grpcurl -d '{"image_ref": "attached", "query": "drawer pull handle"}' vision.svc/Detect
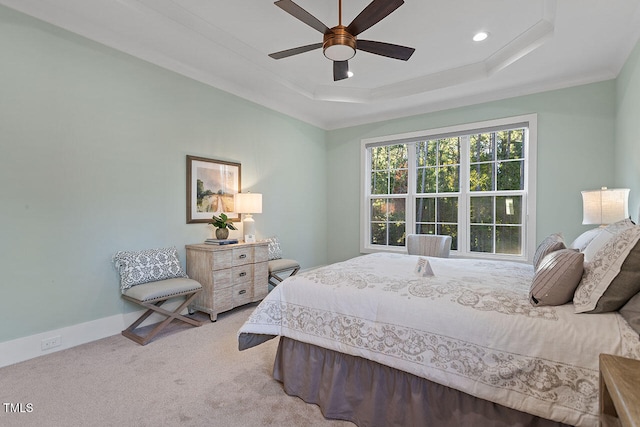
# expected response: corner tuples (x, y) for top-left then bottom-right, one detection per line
(238, 289), (247, 295)
(239, 254), (247, 259)
(239, 272), (247, 277)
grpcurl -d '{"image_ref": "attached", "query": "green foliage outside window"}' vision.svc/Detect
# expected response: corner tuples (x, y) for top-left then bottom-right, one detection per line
(415, 138), (460, 249)
(368, 127), (526, 255)
(470, 130), (524, 192)
(416, 138), (460, 194)
(370, 198), (406, 246)
(371, 145), (408, 195)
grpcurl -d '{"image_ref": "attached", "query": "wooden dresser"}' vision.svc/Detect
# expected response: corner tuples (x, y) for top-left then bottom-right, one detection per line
(185, 241), (268, 321)
(599, 353), (640, 427)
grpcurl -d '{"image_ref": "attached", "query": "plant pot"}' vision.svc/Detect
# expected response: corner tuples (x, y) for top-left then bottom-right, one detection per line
(215, 228), (229, 240)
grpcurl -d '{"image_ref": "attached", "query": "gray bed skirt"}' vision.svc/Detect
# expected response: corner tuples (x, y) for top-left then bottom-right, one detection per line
(273, 337), (572, 427)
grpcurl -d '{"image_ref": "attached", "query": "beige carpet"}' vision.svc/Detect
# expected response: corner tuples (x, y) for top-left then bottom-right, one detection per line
(0, 304), (354, 427)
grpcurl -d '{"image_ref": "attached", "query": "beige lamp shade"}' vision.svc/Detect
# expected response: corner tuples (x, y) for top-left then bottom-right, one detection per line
(235, 193), (262, 214)
(235, 193), (262, 242)
(581, 187), (629, 225)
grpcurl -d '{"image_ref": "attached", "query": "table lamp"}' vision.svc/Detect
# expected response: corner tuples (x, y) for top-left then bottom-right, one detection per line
(235, 193), (262, 242)
(581, 187), (630, 226)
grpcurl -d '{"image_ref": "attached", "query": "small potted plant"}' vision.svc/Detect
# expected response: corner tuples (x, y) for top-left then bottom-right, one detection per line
(209, 213), (237, 239)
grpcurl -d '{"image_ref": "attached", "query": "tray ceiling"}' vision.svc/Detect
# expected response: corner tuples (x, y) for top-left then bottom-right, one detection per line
(2, 0), (640, 129)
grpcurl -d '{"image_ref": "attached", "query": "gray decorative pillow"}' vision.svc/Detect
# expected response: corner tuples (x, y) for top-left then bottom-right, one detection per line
(266, 236), (283, 260)
(620, 292), (640, 336)
(530, 249), (584, 306)
(585, 238), (640, 313)
(574, 226), (640, 313)
(533, 233), (565, 269)
(113, 247), (187, 292)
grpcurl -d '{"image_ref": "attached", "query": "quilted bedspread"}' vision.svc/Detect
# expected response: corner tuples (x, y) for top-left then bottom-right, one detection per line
(238, 252), (640, 427)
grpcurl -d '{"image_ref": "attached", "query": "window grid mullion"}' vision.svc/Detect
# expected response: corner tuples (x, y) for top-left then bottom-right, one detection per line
(362, 115), (534, 261)
(459, 135), (470, 254)
(365, 148), (372, 247)
(407, 142), (416, 237)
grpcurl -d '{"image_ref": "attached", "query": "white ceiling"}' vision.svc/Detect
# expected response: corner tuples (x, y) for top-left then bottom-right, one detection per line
(3, 0), (640, 130)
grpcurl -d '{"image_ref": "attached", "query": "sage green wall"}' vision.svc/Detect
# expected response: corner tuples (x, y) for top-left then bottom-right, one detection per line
(326, 82), (617, 264)
(0, 6), (327, 342)
(0, 3), (632, 346)
(615, 39), (640, 218)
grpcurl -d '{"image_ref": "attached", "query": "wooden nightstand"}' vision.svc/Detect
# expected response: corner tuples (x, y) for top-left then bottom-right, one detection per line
(599, 354), (640, 427)
(185, 241), (268, 321)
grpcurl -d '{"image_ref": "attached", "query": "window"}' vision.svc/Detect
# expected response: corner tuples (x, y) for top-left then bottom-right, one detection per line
(360, 115), (537, 261)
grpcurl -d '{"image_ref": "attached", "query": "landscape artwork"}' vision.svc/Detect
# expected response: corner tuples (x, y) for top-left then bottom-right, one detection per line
(186, 155), (241, 223)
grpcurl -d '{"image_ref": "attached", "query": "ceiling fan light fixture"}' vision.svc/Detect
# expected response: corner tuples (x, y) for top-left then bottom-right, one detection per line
(324, 44), (356, 61)
(323, 25), (357, 61)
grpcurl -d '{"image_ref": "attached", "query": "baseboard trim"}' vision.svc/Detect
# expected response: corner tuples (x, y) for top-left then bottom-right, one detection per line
(0, 301), (188, 368)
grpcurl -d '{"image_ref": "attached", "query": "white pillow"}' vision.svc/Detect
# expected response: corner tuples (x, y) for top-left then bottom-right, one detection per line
(569, 228), (602, 252)
(574, 225), (640, 313)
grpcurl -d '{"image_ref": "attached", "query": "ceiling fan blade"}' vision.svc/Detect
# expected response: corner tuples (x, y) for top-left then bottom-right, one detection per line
(274, 0), (330, 34)
(333, 60), (349, 81)
(357, 40), (415, 61)
(346, 0), (404, 36)
(269, 43), (323, 59)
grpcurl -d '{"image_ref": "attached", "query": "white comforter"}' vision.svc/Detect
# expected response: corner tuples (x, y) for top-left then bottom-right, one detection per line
(238, 253), (640, 427)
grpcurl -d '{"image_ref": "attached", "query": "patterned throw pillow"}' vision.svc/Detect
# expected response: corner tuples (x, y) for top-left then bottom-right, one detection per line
(574, 226), (640, 313)
(584, 238), (640, 313)
(266, 237), (283, 260)
(529, 249), (584, 306)
(113, 247), (188, 292)
(532, 233), (565, 269)
(582, 218), (635, 262)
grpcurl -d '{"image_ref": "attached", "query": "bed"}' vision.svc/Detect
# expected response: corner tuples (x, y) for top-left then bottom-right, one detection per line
(238, 233), (640, 426)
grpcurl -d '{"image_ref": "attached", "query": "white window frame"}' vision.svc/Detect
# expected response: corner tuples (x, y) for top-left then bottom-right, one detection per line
(360, 114), (537, 262)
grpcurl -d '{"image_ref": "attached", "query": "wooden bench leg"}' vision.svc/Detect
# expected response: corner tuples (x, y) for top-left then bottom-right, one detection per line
(122, 291), (203, 345)
(269, 266), (301, 287)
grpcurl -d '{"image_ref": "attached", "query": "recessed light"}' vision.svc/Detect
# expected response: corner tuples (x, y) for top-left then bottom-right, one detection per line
(347, 71), (354, 78)
(473, 32), (488, 42)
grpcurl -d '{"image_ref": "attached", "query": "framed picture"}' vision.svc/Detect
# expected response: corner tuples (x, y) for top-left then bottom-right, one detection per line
(186, 155), (241, 224)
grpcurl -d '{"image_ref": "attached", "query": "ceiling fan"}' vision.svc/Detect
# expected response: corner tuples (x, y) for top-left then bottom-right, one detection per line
(269, 0), (415, 81)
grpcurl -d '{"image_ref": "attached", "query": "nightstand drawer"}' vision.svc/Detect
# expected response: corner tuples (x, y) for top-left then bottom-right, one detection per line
(232, 283), (253, 307)
(214, 283), (253, 313)
(232, 247), (254, 266)
(232, 265), (253, 285)
(212, 265), (253, 287)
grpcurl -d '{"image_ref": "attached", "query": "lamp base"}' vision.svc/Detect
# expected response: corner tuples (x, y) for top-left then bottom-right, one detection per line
(243, 214), (256, 243)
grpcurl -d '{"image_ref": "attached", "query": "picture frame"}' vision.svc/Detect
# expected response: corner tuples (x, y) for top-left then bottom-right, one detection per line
(186, 155), (241, 224)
